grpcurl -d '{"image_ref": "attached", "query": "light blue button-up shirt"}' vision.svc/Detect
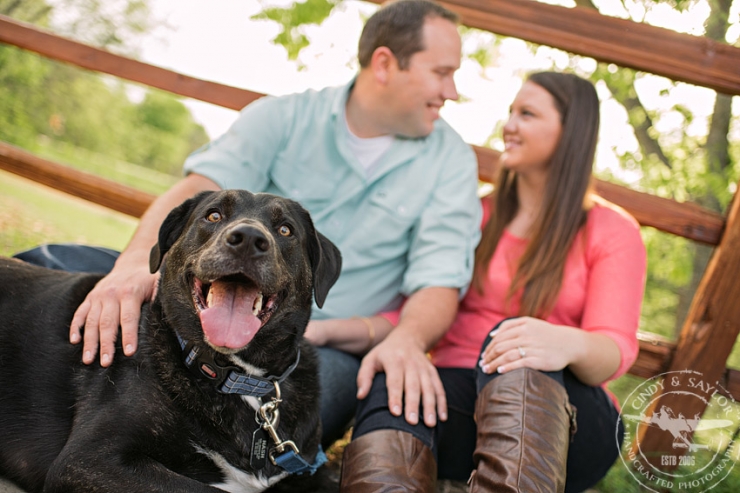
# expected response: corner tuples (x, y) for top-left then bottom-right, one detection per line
(183, 81), (481, 320)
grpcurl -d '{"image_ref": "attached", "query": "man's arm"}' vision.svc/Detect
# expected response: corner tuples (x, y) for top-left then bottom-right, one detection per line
(356, 286), (458, 427)
(70, 173), (220, 366)
(353, 136), (480, 426)
(305, 316), (394, 355)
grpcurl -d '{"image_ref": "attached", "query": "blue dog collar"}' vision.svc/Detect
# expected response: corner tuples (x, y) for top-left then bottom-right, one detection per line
(174, 332), (323, 476)
(174, 331), (299, 397)
(273, 446), (327, 475)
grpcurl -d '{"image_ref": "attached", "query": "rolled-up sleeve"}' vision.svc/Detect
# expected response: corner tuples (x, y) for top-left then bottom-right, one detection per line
(401, 139), (482, 298)
(581, 207), (647, 380)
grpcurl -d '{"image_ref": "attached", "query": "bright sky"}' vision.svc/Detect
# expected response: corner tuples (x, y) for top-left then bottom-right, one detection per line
(136, 0), (739, 178)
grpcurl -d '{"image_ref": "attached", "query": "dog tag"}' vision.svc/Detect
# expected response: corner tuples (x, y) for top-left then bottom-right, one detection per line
(250, 427), (269, 470)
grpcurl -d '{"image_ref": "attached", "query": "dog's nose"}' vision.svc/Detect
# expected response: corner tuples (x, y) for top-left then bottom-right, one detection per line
(225, 225), (270, 257)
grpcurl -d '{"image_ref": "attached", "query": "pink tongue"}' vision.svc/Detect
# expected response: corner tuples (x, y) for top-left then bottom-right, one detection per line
(200, 281), (261, 349)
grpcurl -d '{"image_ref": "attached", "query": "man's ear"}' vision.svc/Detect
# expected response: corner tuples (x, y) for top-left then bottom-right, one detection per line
(370, 46), (397, 85)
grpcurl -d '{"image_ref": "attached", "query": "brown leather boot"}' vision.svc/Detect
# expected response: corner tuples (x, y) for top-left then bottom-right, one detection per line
(468, 368), (576, 493)
(340, 429), (437, 492)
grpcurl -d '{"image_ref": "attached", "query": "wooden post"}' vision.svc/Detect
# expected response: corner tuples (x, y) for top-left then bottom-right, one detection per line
(635, 181), (740, 468)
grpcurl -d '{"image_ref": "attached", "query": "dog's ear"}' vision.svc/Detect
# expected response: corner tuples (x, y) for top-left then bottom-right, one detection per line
(149, 191), (213, 273)
(307, 230), (342, 309)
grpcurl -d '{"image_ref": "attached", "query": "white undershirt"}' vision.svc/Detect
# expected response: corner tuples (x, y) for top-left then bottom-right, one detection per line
(344, 112), (393, 177)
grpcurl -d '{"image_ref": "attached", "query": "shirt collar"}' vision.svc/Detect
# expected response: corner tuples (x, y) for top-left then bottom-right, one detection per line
(330, 78), (356, 119)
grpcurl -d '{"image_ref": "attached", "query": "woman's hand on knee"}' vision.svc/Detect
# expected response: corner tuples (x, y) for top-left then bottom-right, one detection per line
(478, 317), (576, 374)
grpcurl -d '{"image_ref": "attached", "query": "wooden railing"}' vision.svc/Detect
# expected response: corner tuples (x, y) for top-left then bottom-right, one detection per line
(2, 0), (740, 458)
(426, 0), (740, 95)
(0, 142), (156, 218)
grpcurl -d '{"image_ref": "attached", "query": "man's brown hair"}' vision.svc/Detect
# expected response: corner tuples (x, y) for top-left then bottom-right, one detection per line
(358, 0), (459, 70)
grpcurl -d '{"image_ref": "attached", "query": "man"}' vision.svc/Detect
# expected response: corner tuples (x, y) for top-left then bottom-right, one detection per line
(17, 0), (480, 456)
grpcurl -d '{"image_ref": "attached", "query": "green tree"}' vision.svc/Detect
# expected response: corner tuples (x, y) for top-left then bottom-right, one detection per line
(252, 0), (340, 61)
(0, 44), (51, 148)
(125, 90), (209, 175)
(0, 0), (208, 179)
(0, 0), (51, 25)
(1, 0), (156, 54)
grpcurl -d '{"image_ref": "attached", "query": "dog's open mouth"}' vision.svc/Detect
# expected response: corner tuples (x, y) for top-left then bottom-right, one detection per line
(192, 275), (279, 349)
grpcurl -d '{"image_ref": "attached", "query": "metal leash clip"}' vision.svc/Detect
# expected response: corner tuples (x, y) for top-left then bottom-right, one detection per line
(256, 381), (301, 465)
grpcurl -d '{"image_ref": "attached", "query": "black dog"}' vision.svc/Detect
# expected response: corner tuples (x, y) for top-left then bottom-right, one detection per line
(0, 190), (342, 493)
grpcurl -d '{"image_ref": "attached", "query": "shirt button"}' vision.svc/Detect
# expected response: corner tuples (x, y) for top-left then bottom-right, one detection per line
(398, 206), (407, 214)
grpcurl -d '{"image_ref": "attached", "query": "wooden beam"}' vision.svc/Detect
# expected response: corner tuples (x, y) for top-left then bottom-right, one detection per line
(637, 180), (740, 466)
(429, 0), (740, 96)
(0, 142), (154, 218)
(0, 15), (263, 111)
(593, 180), (724, 246)
(630, 333), (674, 380)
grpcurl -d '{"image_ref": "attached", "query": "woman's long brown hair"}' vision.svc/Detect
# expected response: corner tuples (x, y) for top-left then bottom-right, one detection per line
(473, 72), (600, 317)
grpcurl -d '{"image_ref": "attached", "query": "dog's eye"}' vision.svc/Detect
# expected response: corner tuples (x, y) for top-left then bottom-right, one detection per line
(278, 225), (292, 237)
(206, 212), (222, 223)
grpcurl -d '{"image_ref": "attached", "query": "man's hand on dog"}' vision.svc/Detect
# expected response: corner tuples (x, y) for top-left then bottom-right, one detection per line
(70, 258), (157, 367)
(70, 174), (220, 367)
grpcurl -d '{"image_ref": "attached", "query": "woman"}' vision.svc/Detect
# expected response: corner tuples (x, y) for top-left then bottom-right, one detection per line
(336, 72), (647, 492)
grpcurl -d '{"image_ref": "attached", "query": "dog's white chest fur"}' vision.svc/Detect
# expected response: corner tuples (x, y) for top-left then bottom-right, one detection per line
(197, 357), (279, 492)
(197, 446), (288, 492)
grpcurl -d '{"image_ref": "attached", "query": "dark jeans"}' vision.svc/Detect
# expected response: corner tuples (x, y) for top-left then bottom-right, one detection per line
(13, 244), (360, 450)
(353, 328), (624, 493)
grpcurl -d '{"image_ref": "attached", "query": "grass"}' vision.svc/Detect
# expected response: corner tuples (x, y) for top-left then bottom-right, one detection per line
(0, 169), (138, 256)
(0, 137), (177, 258)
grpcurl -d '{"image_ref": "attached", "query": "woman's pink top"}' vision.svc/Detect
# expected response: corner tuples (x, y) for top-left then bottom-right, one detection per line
(429, 198), (647, 381)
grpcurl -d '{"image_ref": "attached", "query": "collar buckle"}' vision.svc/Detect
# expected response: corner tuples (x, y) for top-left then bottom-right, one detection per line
(175, 331), (300, 397)
(182, 339), (240, 388)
